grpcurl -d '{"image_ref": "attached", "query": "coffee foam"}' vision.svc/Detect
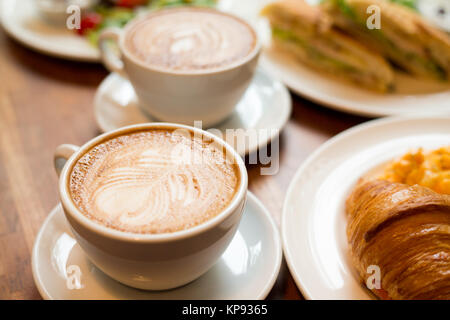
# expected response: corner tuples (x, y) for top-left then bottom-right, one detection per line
(70, 130), (240, 234)
(124, 9), (256, 72)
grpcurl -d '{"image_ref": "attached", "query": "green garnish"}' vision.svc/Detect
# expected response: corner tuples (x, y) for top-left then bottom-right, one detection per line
(272, 27), (358, 72)
(388, 0), (417, 10)
(335, 0), (357, 19)
(323, 0), (417, 15)
(84, 0), (217, 46)
(149, 0), (217, 9)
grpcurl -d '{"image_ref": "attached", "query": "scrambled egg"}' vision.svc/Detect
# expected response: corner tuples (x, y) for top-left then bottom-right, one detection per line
(380, 146), (450, 195)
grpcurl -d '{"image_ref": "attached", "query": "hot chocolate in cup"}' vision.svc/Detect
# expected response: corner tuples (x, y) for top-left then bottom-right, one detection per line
(98, 7), (260, 127)
(54, 123), (248, 290)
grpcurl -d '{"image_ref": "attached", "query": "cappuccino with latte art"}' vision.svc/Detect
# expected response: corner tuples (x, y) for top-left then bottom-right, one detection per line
(69, 129), (240, 234)
(124, 8), (257, 72)
(56, 123), (247, 290)
(98, 7), (260, 126)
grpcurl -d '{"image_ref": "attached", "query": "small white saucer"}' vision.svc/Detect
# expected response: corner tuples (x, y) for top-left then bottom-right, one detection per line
(94, 69), (291, 156)
(32, 192), (282, 300)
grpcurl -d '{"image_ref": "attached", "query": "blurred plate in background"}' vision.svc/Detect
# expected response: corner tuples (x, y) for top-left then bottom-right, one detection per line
(0, 0), (100, 61)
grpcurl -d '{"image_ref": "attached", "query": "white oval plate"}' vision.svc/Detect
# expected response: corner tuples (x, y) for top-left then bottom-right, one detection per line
(221, 0), (450, 117)
(0, 0), (100, 61)
(32, 192), (282, 300)
(282, 116), (450, 299)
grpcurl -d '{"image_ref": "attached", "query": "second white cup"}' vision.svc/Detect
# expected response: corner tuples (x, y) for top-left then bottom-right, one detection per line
(98, 8), (260, 127)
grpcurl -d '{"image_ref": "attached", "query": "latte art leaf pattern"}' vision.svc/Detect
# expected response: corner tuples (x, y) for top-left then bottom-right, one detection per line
(70, 130), (239, 234)
(125, 9), (256, 71)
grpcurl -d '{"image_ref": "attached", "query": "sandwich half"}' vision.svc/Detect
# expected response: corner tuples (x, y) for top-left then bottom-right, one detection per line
(261, 0), (394, 92)
(322, 0), (450, 80)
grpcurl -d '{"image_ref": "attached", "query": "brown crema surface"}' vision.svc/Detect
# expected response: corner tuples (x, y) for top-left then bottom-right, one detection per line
(124, 8), (256, 72)
(70, 129), (240, 234)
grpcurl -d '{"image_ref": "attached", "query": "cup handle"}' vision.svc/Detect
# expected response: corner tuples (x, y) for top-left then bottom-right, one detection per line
(54, 144), (79, 177)
(98, 27), (127, 78)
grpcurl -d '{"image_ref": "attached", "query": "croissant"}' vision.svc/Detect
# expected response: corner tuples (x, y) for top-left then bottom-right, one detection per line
(346, 179), (450, 300)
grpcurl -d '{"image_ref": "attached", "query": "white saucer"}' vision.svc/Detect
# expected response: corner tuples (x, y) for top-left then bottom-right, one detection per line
(94, 69), (291, 156)
(282, 115), (450, 299)
(0, 0), (99, 62)
(32, 192), (282, 300)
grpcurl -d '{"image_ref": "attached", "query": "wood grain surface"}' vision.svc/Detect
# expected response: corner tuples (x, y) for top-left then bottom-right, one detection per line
(0, 30), (367, 300)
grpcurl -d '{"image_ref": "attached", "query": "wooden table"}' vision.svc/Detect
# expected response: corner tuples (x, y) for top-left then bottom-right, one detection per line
(0, 30), (367, 300)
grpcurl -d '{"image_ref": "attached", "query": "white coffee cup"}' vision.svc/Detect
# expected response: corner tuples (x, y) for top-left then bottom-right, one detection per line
(54, 123), (248, 290)
(98, 8), (260, 127)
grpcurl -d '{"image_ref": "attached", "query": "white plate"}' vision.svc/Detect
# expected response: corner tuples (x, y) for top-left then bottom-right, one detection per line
(32, 192), (282, 300)
(221, 0), (450, 117)
(281, 116), (450, 299)
(0, 0), (99, 61)
(94, 69), (291, 156)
